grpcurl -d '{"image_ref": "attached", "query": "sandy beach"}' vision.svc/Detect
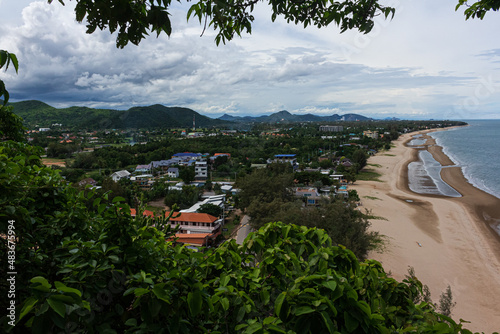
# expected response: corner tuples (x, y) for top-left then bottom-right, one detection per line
(355, 127), (500, 332)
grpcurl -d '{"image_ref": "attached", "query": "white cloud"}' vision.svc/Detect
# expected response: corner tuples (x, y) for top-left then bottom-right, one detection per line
(1, 0), (500, 119)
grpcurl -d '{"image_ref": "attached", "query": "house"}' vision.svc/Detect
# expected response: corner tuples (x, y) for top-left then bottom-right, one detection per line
(130, 174), (153, 190)
(167, 212), (222, 235)
(129, 210), (222, 246)
(336, 185), (349, 198)
(270, 154), (298, 170)
(78, 178), (97, 188)
(111, 170), (131, 182)
(135, 163), (152, 173)
(166, 167), (179, 178)
(294, 187), (321, 206)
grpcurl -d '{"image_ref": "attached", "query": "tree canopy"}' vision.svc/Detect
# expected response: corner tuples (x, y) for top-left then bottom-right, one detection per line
(456, 0), (500, 19)
(48, 0), (396, 47)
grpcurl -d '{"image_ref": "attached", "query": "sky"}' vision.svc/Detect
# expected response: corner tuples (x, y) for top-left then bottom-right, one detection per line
(1, 0), (500, 120)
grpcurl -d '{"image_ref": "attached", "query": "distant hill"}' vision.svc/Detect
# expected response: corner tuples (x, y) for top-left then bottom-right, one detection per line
(217, 110), (371, 123)
(9, 100), (372, 129)
(10, 101), (227, 129)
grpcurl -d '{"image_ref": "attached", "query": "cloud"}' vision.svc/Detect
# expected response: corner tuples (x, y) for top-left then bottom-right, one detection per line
(1, 0), (500, 119)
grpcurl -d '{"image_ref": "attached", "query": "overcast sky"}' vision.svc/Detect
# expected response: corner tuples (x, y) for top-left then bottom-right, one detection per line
(1, 0), (500, 119)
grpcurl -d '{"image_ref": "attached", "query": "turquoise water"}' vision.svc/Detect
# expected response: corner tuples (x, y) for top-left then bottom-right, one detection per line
(429, 120), (500, 200)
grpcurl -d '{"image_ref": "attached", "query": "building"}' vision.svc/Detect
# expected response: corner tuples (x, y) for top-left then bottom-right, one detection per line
(135, 163), (152, 173)
(130, 208), (223, 247)
(270, 154), (298, 170)
(363, 130), (379, 139)
(195, 160), (208, 180)
(130, 174), (153, 190)
(166, 167), (179, 178)
(319, 125), (343, 132)
(294, 187), (321, 206)
(111, 170), (131, 182)
(180, 194), (226, 213)
(78, 178), (97, 188)
(172, 152), (202, 160)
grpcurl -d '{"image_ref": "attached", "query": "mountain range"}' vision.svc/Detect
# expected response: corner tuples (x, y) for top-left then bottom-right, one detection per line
(10, 100), (372, 129)
(217, 110), (371, 123)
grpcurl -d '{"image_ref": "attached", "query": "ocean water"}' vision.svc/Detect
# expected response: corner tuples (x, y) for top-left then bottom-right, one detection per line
(429, 120), (500, 200)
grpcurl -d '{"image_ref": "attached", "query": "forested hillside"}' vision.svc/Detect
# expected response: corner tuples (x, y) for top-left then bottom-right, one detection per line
(9, 101), (227, 129)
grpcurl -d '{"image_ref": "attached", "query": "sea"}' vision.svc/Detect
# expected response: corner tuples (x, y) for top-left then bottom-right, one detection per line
(428, 120), (500, 200)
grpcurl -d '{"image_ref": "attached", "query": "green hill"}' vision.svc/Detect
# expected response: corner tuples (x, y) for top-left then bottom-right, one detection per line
(9, 100), (227, 129)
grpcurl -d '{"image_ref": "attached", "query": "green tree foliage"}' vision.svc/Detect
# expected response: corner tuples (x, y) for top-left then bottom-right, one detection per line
(237, 167), (294, 209)
(0, 140), (487, 333)
(273, 199), (382, 260)
(0, 106), (25, 142)
(439, 285), (457, 317)
(50, 0), (395, 48)
(456, 0), (500, 19)
(179, 165), (195, 184)
(163, 185), (200, 209)
(0, 50), (18, 105)
(352, 149), (368, 172)
(197, 203), (223, 217)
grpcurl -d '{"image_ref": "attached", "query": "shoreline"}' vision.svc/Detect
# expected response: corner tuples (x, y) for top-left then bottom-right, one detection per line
(355, 126), (500, 332)
(403, 129), (500, 259)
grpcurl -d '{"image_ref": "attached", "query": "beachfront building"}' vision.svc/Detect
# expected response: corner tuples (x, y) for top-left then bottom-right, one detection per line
(294, 187), (322, 206)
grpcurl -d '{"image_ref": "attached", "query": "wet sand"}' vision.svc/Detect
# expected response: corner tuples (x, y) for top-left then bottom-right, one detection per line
(355, 127), (500, 332)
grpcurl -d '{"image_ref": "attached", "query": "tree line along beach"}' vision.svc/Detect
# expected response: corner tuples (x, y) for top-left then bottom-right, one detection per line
(354, 122), (500, 332)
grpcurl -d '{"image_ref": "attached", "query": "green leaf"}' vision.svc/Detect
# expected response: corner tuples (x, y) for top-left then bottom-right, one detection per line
(295, 305), (315, 316)
(19, 297), (38, 321)
(274, 292), (287, 319)
(188, 290), (203, 316)
(31, 276), (52, 290)
(134, 288), (149, 297)
(54, 281), (82, 297)
(344, 311), (359, 332)
(322, 281), (337, 292)
(47, 297), (66, 318)
(220, 297), (230, 312)
(125, 318), (137, 326)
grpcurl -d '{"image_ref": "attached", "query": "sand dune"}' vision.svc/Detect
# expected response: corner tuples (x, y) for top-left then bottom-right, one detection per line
(356, 128), (500, 332)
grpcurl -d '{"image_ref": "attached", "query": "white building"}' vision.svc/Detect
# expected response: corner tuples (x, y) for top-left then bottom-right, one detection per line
(111, 170), (131, 182)
(195, 160), (208, 180)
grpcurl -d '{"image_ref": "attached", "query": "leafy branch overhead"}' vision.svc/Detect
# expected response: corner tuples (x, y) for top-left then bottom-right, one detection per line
(49, 0), (396, 48)
(456, 0), (500, 19)
(0, 50), (19, 105)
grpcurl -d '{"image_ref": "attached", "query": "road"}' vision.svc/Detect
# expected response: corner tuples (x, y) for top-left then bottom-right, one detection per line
(236, 215), (252, 245)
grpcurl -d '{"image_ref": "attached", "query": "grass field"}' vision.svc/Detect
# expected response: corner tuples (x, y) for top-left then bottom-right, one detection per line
(357, 169), (382, 182)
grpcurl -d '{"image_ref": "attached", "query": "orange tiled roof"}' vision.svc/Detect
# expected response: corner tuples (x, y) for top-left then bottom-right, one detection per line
(166, 212), (218, 223)
(129, 209), (217, 223)
(130, 208), (155, 217)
